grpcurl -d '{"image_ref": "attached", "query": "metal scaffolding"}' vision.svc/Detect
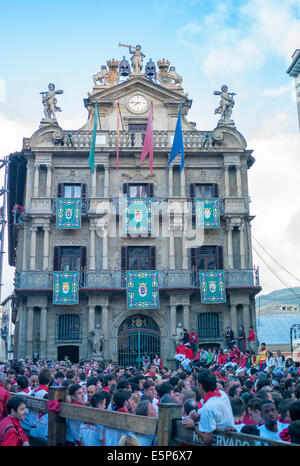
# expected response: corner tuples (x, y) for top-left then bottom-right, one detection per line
(0, 157), (9, 304)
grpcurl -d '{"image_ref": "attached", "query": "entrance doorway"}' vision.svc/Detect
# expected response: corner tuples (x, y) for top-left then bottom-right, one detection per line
(118, 315), (160, 368)
(57, 345), (79, 363)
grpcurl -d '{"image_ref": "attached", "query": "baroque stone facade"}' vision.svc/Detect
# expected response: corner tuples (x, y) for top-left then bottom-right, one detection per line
(7, 50), (261, 364)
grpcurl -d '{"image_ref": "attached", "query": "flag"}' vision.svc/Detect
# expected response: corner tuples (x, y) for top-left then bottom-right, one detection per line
(168, 101), (184, 172)
(89, 101), (98, 173)
(140, 101), (153, 173)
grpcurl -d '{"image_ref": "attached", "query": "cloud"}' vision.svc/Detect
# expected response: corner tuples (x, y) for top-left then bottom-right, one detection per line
(262, 85), (291, 97)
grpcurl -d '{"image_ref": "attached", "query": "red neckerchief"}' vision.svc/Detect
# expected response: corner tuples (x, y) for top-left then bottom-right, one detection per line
(71, 401), (84, 406)
(235, 420), (243, 425)
(279, 417), (290, 424)
(116, 408), (128, 413)
(20, 388), (30, 394)
(203, 388), (221, 404)
(197, 401), (202, 409)
(35, 385), (48, 393)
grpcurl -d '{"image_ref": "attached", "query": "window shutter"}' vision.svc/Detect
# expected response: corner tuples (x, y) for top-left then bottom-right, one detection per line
(123, 183), (128, 195)
(121, 246), (128, 271)
(80, 246), (87, 270)
(57, 183), (63, 198)
(216, 246), (224, 270)
(212, 183), (219, 198)
(191, 248), (196, 269)
(150, 246), (156, 270)
(53, 246), (61, 271)
(81, 184), (87, 199)
(190, 183), (196, 199)
(148, 183), (154, 198)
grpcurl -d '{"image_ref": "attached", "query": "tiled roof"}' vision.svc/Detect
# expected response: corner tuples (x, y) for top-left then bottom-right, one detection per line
(257, 315), (300, 345)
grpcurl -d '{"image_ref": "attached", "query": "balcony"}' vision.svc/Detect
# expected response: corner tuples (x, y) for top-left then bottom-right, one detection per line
(15, 268), (260, 292)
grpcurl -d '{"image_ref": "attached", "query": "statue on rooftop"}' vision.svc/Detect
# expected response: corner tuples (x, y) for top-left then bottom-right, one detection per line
(119, 43), (145, 74)
(214, 85), (236, 123)
(40, 83), (63, 123)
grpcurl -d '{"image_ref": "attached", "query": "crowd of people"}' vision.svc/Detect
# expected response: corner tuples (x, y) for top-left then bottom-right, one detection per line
(0, 335), (300, 447)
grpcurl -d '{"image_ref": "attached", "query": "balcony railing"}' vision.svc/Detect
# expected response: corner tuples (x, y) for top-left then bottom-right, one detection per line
(15, 268), (260, 291)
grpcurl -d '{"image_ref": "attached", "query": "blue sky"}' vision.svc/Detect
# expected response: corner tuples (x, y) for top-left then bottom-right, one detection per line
(0, 0), (300, 299)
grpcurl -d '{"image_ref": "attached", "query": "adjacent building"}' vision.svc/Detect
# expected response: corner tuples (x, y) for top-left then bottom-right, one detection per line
(7, 48), (261, 364)
(287, 49), (300, 131)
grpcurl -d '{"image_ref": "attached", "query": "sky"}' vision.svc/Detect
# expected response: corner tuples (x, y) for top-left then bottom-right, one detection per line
(0, 0), (300, 301)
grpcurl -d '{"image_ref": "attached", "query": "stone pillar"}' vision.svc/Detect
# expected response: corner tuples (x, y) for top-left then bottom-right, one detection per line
(33, 163), (40, 198)
(227, 224), (234, 269)
(104, 165), (109, 197)
(169, 227), (175, 269)
(89, 225), (96, 270)
(26, 307), (34, 358)
(182, 235), (188, 269)
(168, 165), (173, 198)
(239, 223), (246, 269)
(243, 304), (251, 349)
(40, 307), (47, 358)
(92, 167), (97, 197)
(43, 227), (50, 270)
(88, 306), (96, 333)
(183, 305), (190, 331)
(236, 164), (242, 197)
(46, 164), (52, 198)
(230, 304), (237, 339)
(224, 165), (230, 198)
(102, 304), (109, 359)
(22, 225), (28, 270)
(29, 227), (37, 270)
(25, 164), (35, 211)
(102, 226), (108, 269)
(180, 167), (185, 198)
(170, 305), (177, 355)
(247, 220), (253, 269)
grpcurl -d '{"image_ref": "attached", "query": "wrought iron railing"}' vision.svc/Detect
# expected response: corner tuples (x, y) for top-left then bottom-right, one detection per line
(15, 268), (260, 291)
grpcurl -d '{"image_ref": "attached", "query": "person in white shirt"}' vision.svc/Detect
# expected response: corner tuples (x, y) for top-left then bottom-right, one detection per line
(79, 392), (106, 446)
(258, 400), (289, 441)
(195, 369), (235, 444)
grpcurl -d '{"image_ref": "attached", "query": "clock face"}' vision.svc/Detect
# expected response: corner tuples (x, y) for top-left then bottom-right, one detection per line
(128, 95), (148, 113)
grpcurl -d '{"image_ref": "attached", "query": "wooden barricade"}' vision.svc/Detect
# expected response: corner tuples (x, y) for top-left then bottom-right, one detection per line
(11, 391), (297, 447)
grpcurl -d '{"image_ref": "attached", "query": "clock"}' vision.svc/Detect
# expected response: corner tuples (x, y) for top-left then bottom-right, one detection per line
(128, 94), (148, 113)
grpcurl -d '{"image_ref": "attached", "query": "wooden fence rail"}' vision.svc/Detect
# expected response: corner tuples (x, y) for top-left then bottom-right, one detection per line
(11, 388), (296, 447)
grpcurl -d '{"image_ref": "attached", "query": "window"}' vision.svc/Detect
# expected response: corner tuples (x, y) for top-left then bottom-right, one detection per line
(56, 314), (81, 342)
(197, 313), (220, 340)
(53, 246), (87, 271)
(57, 183), (87, 199)
(190, 183), (219, 199)
(123, 183), (154, 198)
(191, 246), (223, 270)
(128, 124), (147, 131)
(121, 246), (156, 271)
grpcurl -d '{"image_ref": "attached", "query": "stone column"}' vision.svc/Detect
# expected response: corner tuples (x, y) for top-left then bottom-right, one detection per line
(227, 224), (234, 269)
(183, 305), (190, 331)
(182, 235), (188, 269)
(102, 225), (108, 269)
(29, 227), (37, 270)
(168, 165), (174, 198)
(224, 165), (230, 198)
(239, 223), (246, 269)
(169, 227), (175, 269)
(40, 307), (48, 358)
(102, 304), (109, 359)
(26, 307), (34, 358)
(170, 305), (177, 355)
(92, 167), (97, 197)
(180, 167), (185, 198)
(243, 304), (251, 349)
(22, 225), (28, 270)
(46, 164), (52, 198)
(88, 306), (96, 333)
(89, 225), (96, 270)
(236, 164), (242, 197)
(247, 220), (253, 269)
(43, 227), (50, 270)
(230, 304), (237, 339)
(33, 163), (40, 198)
(25, 164), (35, 211)
(104, 165), (110, 197)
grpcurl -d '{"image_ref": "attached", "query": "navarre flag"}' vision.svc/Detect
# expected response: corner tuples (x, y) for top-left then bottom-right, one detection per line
(168, 101), (184, 172)
(89, 101), (99, 173)
(140, 101), (153, 173)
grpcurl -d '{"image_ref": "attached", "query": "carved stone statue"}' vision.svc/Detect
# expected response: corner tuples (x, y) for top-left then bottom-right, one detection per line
(169, 66), (183, 86)
(119, 43), (145, 74)
(88, 324), (104, 355)
(40, 83), (63, 122)
(93, 65), (109, 87)
(214, 85), (236, 123)
(172, 322), (184, 349)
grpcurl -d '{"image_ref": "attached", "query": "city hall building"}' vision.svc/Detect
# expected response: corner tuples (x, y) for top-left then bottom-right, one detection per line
(7, 48), (261, 365)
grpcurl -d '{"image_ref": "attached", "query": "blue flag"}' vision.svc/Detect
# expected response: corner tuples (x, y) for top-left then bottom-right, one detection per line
(168, 102), (184, 172)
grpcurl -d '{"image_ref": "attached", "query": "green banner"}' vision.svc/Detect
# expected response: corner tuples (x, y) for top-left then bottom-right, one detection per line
(200, 271), (226, 304)
(127, 271), (159, 310)
(123, 198), (153, 234)
(57, 198), (81, 229)
(195, 198), (220, 228)
(53, 272), (79, 305)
